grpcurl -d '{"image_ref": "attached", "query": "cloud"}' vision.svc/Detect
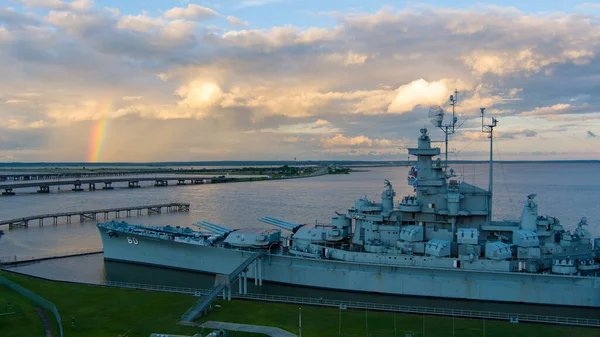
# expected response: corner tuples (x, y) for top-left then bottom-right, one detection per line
(498, 129), (537, 139)
(2, 4), (600, 161)
(462, 49), (594, 76)
(326, 51), (369, 66)
(257, 120), (340, 134)
(116, 15), (165, 32)
(164, 4), (219, 21)
(227, 16), (248, 28)
(20, 0), (94, 11)
(176, 81), (224, 111)
(519, 103), (594, 117)
(576, 3), (600, 10)
(321, 135), (396, 148)
(236, 0), (285, 9)
(387, 79), (452, 113)
(122, 96), (143, 101)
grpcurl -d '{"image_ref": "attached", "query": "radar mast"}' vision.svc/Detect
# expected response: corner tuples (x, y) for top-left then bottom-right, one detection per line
(428, 89), (459, 174)
(480, 107), (498, 225)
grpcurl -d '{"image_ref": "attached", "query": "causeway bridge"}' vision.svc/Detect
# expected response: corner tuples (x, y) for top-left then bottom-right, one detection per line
(0, 202), (190, 229)
(0, 176), (231, 195)
(0, 171), (165, 182)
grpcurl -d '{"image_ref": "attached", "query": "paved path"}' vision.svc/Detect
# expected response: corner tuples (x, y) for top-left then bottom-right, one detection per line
(182, 321), (297, 337)
(34, 307), (53, 337)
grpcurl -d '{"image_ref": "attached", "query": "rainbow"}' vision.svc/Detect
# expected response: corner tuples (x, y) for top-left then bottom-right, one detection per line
(87, 100), (114, 163)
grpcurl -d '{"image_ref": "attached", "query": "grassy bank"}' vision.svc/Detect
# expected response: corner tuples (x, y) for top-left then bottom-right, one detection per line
(199, 299), (598, 337)
(0, 271), (264, 337)
(0, 284), (46, 337)
(1, 270), (596, 337)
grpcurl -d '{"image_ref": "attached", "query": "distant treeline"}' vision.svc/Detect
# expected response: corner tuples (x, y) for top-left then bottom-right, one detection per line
(1, 160), (599, 168)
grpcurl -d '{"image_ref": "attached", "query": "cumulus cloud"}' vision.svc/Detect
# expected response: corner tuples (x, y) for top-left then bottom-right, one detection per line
(164, 4), (219, 21)
(116, 15), (165, 32)
(519, 103), (594, 117)
(462, 49), (594, 76)
(326, 51), (369, 66)
(387, 79), (452, 113)
(321, 135), (397, 148)
(2, 4), (600, 161)
(122, 96), (143, 101)
(20, 0), (94, 11)
(227, 16), (248, 28)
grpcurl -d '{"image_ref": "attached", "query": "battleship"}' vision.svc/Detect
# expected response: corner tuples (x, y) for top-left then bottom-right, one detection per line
(97, 94), (600, 308)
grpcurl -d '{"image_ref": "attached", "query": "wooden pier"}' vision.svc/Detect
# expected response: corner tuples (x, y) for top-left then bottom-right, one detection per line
(1, 202), (190, 229)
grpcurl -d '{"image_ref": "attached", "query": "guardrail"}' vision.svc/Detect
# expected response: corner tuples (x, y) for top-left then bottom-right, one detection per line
(104, 281), (210, 296)
(0, 275), (64, 337)
(234, 293), (600, 327)
(100, 280), (600, 328)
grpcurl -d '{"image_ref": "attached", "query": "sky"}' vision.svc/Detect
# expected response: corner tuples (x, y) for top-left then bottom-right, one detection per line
(0, 0), (600, 162)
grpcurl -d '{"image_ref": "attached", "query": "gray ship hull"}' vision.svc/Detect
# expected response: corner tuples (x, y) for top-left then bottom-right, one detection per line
(99, 227), (600, 307)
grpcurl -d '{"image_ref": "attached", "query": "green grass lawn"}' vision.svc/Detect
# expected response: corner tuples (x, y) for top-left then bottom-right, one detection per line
(0, 284), (47, 337)
(1, 270), (598, 337)
(198, 299), (600, 337)
(0, 271), (264, 337)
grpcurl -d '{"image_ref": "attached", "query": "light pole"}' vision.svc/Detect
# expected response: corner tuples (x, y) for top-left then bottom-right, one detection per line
(483, 318), (485, 337)
(298, 307), (302, 337)
(338, 304), (341, 335)
(453, 314), (455, 337)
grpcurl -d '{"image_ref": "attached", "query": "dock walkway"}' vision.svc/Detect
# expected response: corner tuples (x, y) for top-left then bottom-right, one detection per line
(180, 253), (263, 322)
(1, 202), (190, 229)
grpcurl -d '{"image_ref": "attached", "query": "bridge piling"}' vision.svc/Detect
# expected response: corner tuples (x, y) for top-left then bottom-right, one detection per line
(88, 183), (96, 191)
(72, 183), (84, 192)
(154, 180), (168, 187)
(128, 181), (140, 188)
